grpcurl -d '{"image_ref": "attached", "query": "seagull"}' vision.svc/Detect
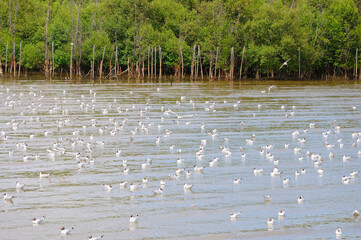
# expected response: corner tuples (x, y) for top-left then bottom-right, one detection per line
(142, 177), (148, 184)
(234, 178), (242, 184)
(16, 181), (25, 190)
(353, 210), (360, 218)
(278, 58), (291, 70)
(342, 155), (351, 162)
(160, 179), (166, 186)
(3, 193), (14, 204)
(88, 235), (104, 240)
(193, 165), (205, 172)
(39, 172), (50, 179)
(183, 183), (193, 190)
(267, 218), (274, 228)
(278, 210), (285, 218)
(129, 214), (139, 223)
(253, 168), (264, 175)
(298, 196), (304, 204)
(153, 188), (163, 195)
(283, 178), (290, 185)
(350, 171), (359, 178)
(103, 184), (112, 192)
(129, 183), (140, 192)
(335, 227), (342, 237)
(229, 211), (242, 220)
(61, 227), (74, 236)
(342, 176), (351, 184)
(32, 216), (45, 225)
(120, 181), (128, 188)
(264, 194), (271, 202)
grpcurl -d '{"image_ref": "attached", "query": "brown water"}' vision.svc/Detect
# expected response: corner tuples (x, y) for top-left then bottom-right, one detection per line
(0, 78), (361, 239)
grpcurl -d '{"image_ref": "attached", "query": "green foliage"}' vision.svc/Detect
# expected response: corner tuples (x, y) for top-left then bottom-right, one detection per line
(0, 0), (360, 78)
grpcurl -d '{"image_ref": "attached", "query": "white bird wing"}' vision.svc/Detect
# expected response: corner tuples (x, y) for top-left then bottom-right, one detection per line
(278, 58), (291, 70)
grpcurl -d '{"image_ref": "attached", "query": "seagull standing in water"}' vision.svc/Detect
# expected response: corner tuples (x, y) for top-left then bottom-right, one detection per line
(267, 218), (274, 229)
(335, 227), (342, 238)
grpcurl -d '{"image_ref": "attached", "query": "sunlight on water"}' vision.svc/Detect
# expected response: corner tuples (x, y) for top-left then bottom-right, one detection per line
(0, 79), (360, 239)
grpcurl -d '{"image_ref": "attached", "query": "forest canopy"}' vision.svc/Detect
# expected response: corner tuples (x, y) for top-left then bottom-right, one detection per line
(0, 0), (360, 80)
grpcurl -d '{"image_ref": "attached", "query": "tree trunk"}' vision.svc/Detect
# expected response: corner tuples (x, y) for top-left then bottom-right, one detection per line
(214, 47), (219, 80)
(356, 48), (358, 80)
(5, 42), (8, 74)
(11, 0), (18, 77)
(239, 46), (245, 79)
(74, 0), (82, 78)
(298, 48), (301, 79)
(92, 44), (95, 80)
(142, 54), (145, 78)
(109, 46), (114, 78)
(181, 46), (184, 79)
(44, 0), (50, 79)
(151, 47), (153, 78)
(208, 51), (212, 80)
(191, 45), (196, 79)
(18, 42), (21, 77)
(159, 47), (162, 80)
(230, 47), (234, 80)
(127, 57), (130, 79)
(52, 42), (55, 77)
(154, 47), (157, 78)
(115, 44), (118, 77)
(195, 45), (199, 79)
(198, 46), (203, 79)
(70, 44), (73, 80)
(12, 42), (16, 76)
(99, 45), (106, 81)
(148, 47), (150, 78)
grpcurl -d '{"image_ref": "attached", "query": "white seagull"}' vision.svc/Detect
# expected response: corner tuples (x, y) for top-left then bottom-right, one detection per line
(278, 58), (291, 70)
(229, 211), (242, 220)
(184, 183), (193, 191)
(129, 214), (139, 223)
(3, 193), (14, 204)
(16, 181), (25, 190)
(278, 210), (285, 218)
(32, 216), (45, 225)
(88, 235), (104, 240)
(61, 227), (74, 236)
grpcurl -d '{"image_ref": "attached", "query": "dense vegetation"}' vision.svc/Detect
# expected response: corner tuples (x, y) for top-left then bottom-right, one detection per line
(0, 0), (361, 80)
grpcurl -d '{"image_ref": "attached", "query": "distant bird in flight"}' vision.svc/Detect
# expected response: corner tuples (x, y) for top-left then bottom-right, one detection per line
(279, 58), (291, 70)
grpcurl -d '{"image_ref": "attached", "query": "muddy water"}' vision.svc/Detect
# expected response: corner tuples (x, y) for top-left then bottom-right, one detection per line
(0, 79), (360, 239)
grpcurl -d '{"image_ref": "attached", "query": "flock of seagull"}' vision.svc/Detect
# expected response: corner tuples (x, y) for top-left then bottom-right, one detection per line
(1, 83), (360, 239)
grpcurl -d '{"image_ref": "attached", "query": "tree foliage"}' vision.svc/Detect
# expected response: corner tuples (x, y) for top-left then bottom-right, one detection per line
(0, 0), (360, 79)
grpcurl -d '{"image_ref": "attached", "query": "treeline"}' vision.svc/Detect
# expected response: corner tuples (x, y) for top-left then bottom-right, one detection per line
(0, 0), (361, 80)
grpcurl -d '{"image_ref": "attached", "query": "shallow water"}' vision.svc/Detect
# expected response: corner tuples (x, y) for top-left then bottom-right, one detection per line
(0, 79), (361, 239)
